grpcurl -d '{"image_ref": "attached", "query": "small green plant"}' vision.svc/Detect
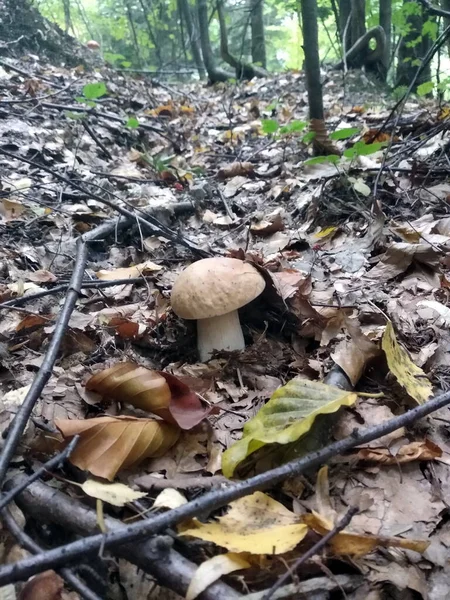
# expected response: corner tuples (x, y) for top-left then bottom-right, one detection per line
(75, 82), (108, 108)
(416, 81), (434, 97)
(125, 116), (140, 129)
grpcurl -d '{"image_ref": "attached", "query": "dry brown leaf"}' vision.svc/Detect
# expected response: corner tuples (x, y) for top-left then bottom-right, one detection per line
(331, 319), (380, 385)
(86, 362), (212, 429)
(55, 415), (180, 480)
(18, 570), (64, 600)
(217, 162), (254, 180)
(353, 439), (442, 464)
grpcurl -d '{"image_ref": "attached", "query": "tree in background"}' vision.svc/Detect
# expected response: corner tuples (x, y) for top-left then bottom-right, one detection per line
(250, 0), (266, 67)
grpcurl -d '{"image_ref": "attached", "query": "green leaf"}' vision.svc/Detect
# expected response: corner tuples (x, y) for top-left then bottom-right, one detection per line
(330, 127), (360, 141)
(349, 141), (384, 157)
(75, 96), (86, 103)
(83, 82), (107, 100)
(302, 131), (316, 144)
(417, 81), (434, 97)
(121, 61), (132, 68)
(126, 116), (139, 129)
(221, 379), (357, 477)
(289, 120), (307, 132)
(261, 119), (279, 134)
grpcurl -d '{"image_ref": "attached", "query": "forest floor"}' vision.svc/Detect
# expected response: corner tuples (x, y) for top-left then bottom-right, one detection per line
(1, 55), (450, 600)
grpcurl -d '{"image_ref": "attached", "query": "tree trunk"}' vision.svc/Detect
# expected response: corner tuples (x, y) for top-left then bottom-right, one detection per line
(178, 0), (206, 79)
(196, 0), (233, 82)
(250, 0), (266, 68)
(379, 0), (391, 69)
(339, 0), (352, 51)
(138, 0), (163, 67)
(300, 0), (323, 122)
(396, 0), (432, 90)
(217, 0), (267, 79)
(350, 0), (365, 46)
(124, 0), (143, 67)
(441, 0), (450, 56)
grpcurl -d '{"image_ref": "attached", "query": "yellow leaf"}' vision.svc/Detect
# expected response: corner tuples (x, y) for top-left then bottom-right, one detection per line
(81, 480), (147, 506)
(186, 553), (250, 600)
(382, 321), (432, 404)
(180, 491), (308, 554)
(222, 379), (357, 477)
(303, 511), (429, 556)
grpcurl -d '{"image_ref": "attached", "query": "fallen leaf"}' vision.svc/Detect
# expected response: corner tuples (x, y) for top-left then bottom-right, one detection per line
(96, 260), (162, 280)
(217, 162), (254, 180)
(303, 511), (429, 556)
(221, 379), (357, 478)
(186, 553), (250, 600)
(18, 570), (63, 600)
(86, 362), (212, 430)
(81, 479), (147, 506)
(352, 439), (442, 464)
(56, 416), (180, 480)
(153, 488), (188, 509)
(417, 300), (450, 327)
(382, 321), (432, 404)
(180, 491), (308, 554)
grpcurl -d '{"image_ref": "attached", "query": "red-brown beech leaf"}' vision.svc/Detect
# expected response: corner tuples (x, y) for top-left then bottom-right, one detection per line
(86, 362), (212, 430)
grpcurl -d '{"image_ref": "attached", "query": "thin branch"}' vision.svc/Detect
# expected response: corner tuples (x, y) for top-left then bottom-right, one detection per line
(416, 0), (450, 18)
(1, 509), (102, 600)
(0, 240), (88, 485)
(262, 506), (358, 600)
(0, 436), (78, 513)
(0, 147), (210, 258)
(2, 384), (450, 584)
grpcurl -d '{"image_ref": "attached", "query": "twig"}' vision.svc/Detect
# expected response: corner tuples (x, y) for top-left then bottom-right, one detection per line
(216, 185), (236, 221)
(81, 119), (113, 160)
(1, 509), (102, 600)
(0, 437), (78, 513)
(262, 506), (358, 600)
(0, 147), (210, 257)
(7, 477), (242, 600)
(2, 384), (450, 584)
(0, 240), (88, 486)
(0, 277), (155, 309)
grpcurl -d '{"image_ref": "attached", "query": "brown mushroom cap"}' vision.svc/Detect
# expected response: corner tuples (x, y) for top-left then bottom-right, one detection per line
(86, 40), (100, 49)
(171, 257), (265, 320)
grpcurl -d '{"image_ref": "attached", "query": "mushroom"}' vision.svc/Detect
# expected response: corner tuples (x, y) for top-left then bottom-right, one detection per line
(86, 40), (100, 50)
(171, 257), (266, 362)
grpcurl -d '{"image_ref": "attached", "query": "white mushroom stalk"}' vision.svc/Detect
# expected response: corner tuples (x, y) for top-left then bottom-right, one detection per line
(196, 310), (245, 362)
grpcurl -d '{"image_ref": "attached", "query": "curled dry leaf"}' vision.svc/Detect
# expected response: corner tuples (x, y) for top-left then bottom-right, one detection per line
(352, 439), (442, 464)
(217, 161), (254, 180)
(303, 511), (429, 557)
(55, 416), (180, 480)
(86, 362), (213, 430)
(18, 570), (63, 600)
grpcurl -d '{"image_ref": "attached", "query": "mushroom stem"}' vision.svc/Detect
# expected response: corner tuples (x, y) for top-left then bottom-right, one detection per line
(196, 310), (245, 361)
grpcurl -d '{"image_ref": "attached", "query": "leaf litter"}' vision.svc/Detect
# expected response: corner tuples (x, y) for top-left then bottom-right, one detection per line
(1, 57), (450, 599)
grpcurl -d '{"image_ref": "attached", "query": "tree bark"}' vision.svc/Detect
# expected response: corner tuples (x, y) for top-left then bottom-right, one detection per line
(350, 0), (365, 46)
(217, 0), (267, 79)
(396, 0), (432, 90)
(196, 0), (233, 82)
(339, 0), (352, 51)
(379, 0), (392, 69)
(441, 0), (450, 56)
(300, 0), (324, 122)
(250, 0), (266, 68)
(178, 0), (206, 79)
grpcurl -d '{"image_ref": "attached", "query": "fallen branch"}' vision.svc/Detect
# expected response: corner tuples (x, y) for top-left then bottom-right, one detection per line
(1, 509), (102, 600)
(7, 477), (242, 599)
(2, 384), (450, 584)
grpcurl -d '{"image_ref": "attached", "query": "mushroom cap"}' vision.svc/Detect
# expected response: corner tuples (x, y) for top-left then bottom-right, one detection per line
(86, 40), (100, 49)
(171, 257), (266, 320)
